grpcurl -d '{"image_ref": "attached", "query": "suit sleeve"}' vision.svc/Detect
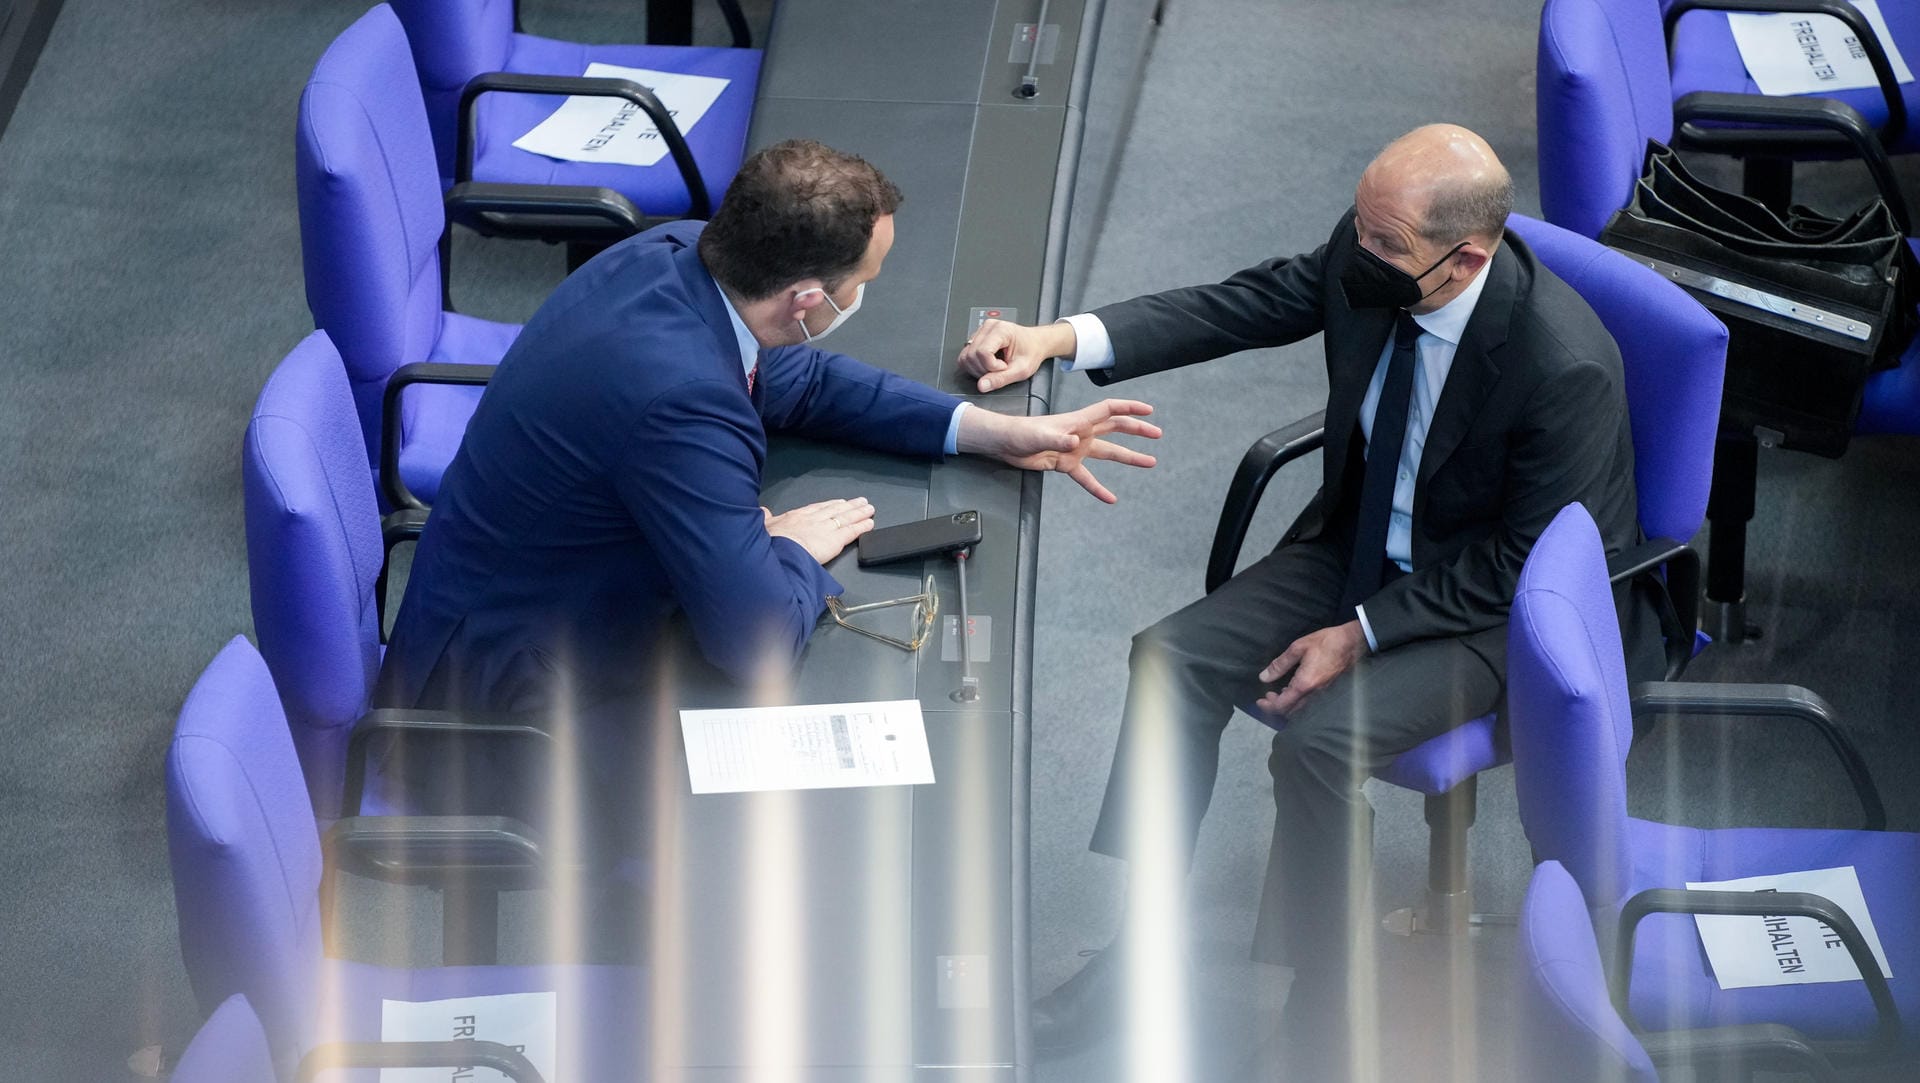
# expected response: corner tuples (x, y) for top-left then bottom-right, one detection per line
(756, 344), (961, 456)
(1360, 357), (1626, 650)
(616, 378), (841, 684)
(1085, 221), (1344, 386)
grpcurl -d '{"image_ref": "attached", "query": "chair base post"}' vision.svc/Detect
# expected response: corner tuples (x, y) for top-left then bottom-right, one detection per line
(1707, 431), (1763, 644)
(1383, 779), (1477, 937)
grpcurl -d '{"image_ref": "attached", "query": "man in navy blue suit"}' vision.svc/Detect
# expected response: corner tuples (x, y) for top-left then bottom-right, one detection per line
(376, 140), (1159, 718)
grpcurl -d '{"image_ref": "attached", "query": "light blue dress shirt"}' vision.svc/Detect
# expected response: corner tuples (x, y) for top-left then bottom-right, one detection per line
(1060, 260), (1492, 651)
(717, 277), (970, 454)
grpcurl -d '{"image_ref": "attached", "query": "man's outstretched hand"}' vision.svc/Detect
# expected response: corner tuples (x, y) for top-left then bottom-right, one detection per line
(957, 399), (1161, 503)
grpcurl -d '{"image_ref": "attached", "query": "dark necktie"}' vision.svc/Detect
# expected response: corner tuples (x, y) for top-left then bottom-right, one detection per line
(1341, 312), (1422, 609)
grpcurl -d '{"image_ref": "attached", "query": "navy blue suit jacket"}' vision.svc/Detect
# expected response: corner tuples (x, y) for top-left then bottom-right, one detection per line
(376, 222), (962, 713)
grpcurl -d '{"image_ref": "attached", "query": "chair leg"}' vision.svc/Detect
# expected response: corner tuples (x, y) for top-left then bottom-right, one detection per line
(1383, 777), (1479, 936)
(1422, 778), (1476, 935)
(1706, 431), (1763, 644)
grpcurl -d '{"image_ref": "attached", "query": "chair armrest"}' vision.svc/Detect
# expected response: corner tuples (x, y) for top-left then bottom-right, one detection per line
(375, 509), (430, 643)
(1665, 0), (1906, 149)
(324, 813), (554, 890)
(1671, 90), (1911, 232)
(299, 1039), (544, 1083)
(380, 361), (497, 512)
(1206, 411), (1326, 594)
(445, 180), (647, 244)
(714, 0), (752, 48)
(1630, 682), (1886, 829)
(1606, 537), (1700, 680)
(456, 71), (710, 219)
(1641, 1020), (1840, 1080)
(1615, 886), (1899, 1057)
(342, 707), (551, 816)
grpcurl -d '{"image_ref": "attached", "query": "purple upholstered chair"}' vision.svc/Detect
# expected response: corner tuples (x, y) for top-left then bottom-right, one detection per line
(299, 4), (518, 508)
(244, 330), (549, 849)
(1538, 0), (1920, 439)
(167, 637), (640, 1081)
(388, 0), (761, 247)
(1208, 212), (1726, 934)
(1510, 504), (1914, 1067)
(1519, 859), (1845, 1081)
(1538, 0), (1920, 643)
(243, 331), (387, 819)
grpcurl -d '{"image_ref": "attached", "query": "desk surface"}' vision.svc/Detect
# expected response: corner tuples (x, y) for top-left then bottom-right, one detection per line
(651, 2), (1146, 1079)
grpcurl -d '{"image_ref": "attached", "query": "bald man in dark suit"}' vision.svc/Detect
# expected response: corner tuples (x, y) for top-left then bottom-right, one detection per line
(960, 125), (1662, 1072)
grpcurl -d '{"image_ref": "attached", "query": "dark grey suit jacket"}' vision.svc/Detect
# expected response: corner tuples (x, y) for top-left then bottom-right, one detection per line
(1089, 209), (1644, 654)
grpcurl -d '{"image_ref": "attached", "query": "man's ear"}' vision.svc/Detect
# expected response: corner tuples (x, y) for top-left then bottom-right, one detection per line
(785, 279), (827, 322)
(1452, 243), (1492, 279)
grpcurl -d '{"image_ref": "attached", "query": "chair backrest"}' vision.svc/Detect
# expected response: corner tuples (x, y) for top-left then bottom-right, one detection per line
(1508, 504), (1639, 910)
(1537, 0), (1675, 240)
(243, 331), (384, 818)
(1508, 214), (1726, 544)
(1519, 860), (1660, 1083)
(169, 995), (276, 1083)
(388, 0), (518, 183)
(298, 2), (450, 465)
(166, 637), (324, 1070)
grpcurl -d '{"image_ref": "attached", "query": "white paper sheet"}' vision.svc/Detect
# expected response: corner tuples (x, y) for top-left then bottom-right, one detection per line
(679, 700), (935, 794)
(1688, 865), (1892, 990)
(511, 63), (730, 167)
(379, 991), (557, 1083)
(1728, 0), (1913, 96)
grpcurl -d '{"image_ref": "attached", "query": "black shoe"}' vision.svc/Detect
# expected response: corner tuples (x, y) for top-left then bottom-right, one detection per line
(1031, 947), (1125, 1056)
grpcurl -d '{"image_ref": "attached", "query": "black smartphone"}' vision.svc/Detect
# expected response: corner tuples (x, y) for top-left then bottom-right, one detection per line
(857, 510), (982, 566)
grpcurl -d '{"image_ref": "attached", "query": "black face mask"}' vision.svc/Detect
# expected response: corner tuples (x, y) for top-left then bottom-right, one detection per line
(1340, 240), (1468, 310)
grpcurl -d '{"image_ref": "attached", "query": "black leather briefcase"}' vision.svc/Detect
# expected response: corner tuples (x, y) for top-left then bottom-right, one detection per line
(1600, 142), (1918, 457)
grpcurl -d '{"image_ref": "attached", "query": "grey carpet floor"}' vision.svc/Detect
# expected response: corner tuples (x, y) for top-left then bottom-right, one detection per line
(0, 1), (1916, 1081)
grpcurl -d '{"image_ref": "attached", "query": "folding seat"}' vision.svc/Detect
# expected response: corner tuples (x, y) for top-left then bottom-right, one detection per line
(389, 0), (761, 253)
(1206, 213), (1725, 932)
(166, 637), (642, 1080)
(298, 4), (517, 508)
(1509, 503), (1916, 1068)
(1537, 0), (1920, 639)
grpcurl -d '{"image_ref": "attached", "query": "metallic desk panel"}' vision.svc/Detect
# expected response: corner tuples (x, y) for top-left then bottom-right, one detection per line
(755, 0), (998, 105)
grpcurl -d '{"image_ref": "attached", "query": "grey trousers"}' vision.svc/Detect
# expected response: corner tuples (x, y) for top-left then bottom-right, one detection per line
(1086, 536), (1505, 973)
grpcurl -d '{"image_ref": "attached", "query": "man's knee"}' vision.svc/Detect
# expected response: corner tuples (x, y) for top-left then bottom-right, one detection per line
(1267, 708), (1362, 789)
(1125, 606), (1215, 683)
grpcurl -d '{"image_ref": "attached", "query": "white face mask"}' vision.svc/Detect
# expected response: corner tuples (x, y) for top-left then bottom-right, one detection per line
(796, 282), (864, 343)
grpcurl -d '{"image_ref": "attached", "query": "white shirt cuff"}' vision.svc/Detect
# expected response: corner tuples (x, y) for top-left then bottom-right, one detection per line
(1355, 604), (1379, 653)
(1057, 313), (1114, 371)
(943, 402), (972, 456)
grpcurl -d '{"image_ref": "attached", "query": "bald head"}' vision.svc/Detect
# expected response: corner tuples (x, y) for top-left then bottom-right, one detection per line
(1359, 124), (1513, 248)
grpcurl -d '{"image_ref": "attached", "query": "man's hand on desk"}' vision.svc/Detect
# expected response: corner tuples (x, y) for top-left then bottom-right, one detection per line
(764, 497), (876, 564)
(957, 318), (1076, 392)
(957, 400), (1161, 504)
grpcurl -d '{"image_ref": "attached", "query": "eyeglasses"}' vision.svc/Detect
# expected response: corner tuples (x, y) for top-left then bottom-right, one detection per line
(824, 575), (938, 652)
